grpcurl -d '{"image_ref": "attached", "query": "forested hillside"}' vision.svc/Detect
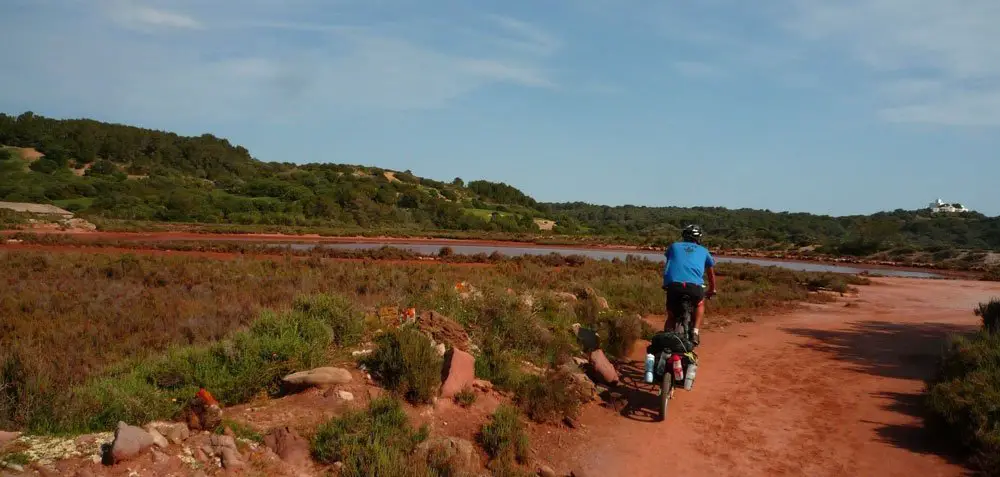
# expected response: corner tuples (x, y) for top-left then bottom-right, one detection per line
(2, 111), (998, 254)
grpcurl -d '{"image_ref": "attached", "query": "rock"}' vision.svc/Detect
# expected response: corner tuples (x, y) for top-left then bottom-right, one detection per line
(183, 389), (223, 431)
(0, 431), (20, 448)
(520, 293), (535, 309)
(337, 390), (355, 401)
(333, 462), (344, 471)
(74, 470), (97, 477)
(414, 437), (480, 474)
(563, 416), (583, 429)
(570, 471), (590, 477)
(282, 367), (353, 387)
(210, 434), (237, 451)
(416, 311), (472, 351)
(595, 296), (610, 310)
(145, 422), (190, 445)
(109, 421), (155, 464)
(552, 292), (578, 302)
(151, 448), (169, 464)
(223, 426), (236, 438)
(589, 350), (619, 385)
(147, 428), (169, 449)
(440, 348), (476, 398)
(220, 447), (245, 469)
(263, 427), (311, 468)
(572, 324), (600, 353)
(472, 379), (493, 392)
(538, 465), (558, 477)
(434, 342), (447, 357)
(351, 349), (373, 357)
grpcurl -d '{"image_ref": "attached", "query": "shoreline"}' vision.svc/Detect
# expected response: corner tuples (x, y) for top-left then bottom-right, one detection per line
(0, 229), (976, 278)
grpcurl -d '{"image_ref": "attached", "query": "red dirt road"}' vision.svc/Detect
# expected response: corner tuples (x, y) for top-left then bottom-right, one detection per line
(545, 278), (999, 476)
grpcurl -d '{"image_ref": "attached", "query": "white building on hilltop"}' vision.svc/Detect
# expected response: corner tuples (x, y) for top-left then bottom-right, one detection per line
(929, 198), (970, 214)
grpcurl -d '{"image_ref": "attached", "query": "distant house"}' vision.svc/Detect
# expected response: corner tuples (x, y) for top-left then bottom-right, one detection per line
(928, 198), (970, 214)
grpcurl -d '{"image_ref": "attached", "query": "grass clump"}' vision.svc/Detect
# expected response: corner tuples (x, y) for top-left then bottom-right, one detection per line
(926, 299), (1000, 475)
(293, 293), (366, 346)
(514, 370), (586, 424)
(479, 405), (529, 468)
(454, 387), (477, 408)
(311, 396), (429, 477)
(215, 419), (264, 443)
(364, 327), (443, 404)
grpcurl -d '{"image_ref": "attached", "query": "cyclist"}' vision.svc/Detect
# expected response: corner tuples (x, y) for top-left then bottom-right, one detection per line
(662, 224), (717, 346)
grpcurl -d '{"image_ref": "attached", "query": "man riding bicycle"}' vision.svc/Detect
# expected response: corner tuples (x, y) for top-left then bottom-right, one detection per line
(662, 224), (717, 347)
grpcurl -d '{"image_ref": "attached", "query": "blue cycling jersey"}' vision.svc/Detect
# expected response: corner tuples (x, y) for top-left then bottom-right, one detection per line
(663, 241), (715, 286)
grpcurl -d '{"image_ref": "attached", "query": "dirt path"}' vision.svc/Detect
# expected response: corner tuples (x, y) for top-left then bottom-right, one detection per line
(544, 278), (999, 476)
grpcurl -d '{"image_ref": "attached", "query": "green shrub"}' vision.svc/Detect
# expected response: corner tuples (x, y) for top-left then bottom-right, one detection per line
(215, 419), (264, 443)
(293, 293), (366, 346)
(364, 327), (442, 404)
(976, 300), (1000, 333)
(515, 370), (585, 424)
(479, 405), (529, 466)
(926, 299), (1000, 475)
(581, 310), (643, 359)
(454, 387), (477, 408)
(311, 396), (430, 477)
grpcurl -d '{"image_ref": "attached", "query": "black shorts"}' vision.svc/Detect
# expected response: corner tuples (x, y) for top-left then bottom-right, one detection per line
(665, 282), (705, 319)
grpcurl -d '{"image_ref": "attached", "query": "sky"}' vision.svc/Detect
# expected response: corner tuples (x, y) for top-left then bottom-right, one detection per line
(1, 0), (998, 217)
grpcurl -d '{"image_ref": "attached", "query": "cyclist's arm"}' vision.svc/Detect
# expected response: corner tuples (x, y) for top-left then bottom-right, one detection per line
(705, 252), (717, 296)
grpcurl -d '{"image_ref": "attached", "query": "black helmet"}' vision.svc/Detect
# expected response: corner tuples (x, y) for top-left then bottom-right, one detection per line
(682, 224), (703, 243)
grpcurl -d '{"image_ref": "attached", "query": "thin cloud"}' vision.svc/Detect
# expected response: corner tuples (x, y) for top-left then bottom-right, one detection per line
(107, 1), (202, 30)
(487, 14), (562, 56)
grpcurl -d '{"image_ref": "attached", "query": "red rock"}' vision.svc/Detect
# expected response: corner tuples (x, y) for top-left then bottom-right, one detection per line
(0, 430), (20, 448)
(589, 350), (619, 385)
(440, 348), (476, 398)
(263, 427), (311, 468)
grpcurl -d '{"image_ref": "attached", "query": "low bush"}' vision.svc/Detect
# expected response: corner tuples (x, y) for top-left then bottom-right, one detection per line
(293, 293), (366, 346)
(479, 405), (529, 467)
(926, 299), (1000, 475)
(311, 396), (430, 477)
(363, 327), (443, 404)
(514, 370), (586, 424)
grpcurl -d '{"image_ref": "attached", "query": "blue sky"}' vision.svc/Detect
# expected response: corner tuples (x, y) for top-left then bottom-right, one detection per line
(1, 0), (998, 216)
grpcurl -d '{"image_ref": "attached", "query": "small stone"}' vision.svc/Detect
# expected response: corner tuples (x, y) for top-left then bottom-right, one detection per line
(283, 367), (353, 387)
(109, 421), (155, 464)
(147, 428), (169, 449)
(351, 349), (372, 357)
(194, 447), (209, 462)
(596, 296), (610, 310)
(573, 325), (600, 352)
(563, 416), (583, 429)
(333, 462), (344, 471)
(572, 357), (588, 367)
(337, 390), (355, 401)
(538, 465), (558, 477)
(151, 449), (169, 464)
(145, 422), (190, 445)
(434, 343), (447, 357)
(75, 470), (97, 477)
(472, 379), (493, 392)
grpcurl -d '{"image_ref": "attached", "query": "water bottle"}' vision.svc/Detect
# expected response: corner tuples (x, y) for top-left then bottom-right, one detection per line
(644, 353), (655, 383)
(683, 363), (698, 390)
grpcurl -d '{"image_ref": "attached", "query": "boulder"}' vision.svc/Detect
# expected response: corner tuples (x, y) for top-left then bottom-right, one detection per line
(147, 428), (169, 449)
(416, 311), (472, 352)
(551, 292), (578, 302)
(109, 421), (154, 464)
(0, 431), (20, 448)
(337, 390), (355, 401)
(211, 434), (244, 469)
(414, 437), (480, 474)
(572, 324), (600, 352)
(595, 296), (610, 310)
(588, 350), (619, 385)
(440, 348), (476, 398)
(283, 367), (353, 387)
(263, 427), (311, 468)
(144, 422), (189, 445)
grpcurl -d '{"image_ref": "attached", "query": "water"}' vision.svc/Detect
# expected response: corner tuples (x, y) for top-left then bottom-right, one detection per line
(276, 242), (943, 279)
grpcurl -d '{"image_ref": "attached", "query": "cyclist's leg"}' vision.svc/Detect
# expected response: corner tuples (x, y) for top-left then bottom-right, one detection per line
(664, 289), (676, 332)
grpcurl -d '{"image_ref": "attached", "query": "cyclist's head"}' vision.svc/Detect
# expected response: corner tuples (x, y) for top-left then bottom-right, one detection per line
(681, 224), (703, 244)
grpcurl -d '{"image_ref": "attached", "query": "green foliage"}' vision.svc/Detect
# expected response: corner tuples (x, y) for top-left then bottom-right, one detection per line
(514, 370), (586, 423)
(479, 405), (530, 466)
(292, 293), (366, 346)
(311, 396), (430, 477)
(926, 299), (1000, 475)
(215, 419), (264, 443)
(454, 387), (477, 408)
(0, 149), (12, 161)
(363, 327), (443, 404)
